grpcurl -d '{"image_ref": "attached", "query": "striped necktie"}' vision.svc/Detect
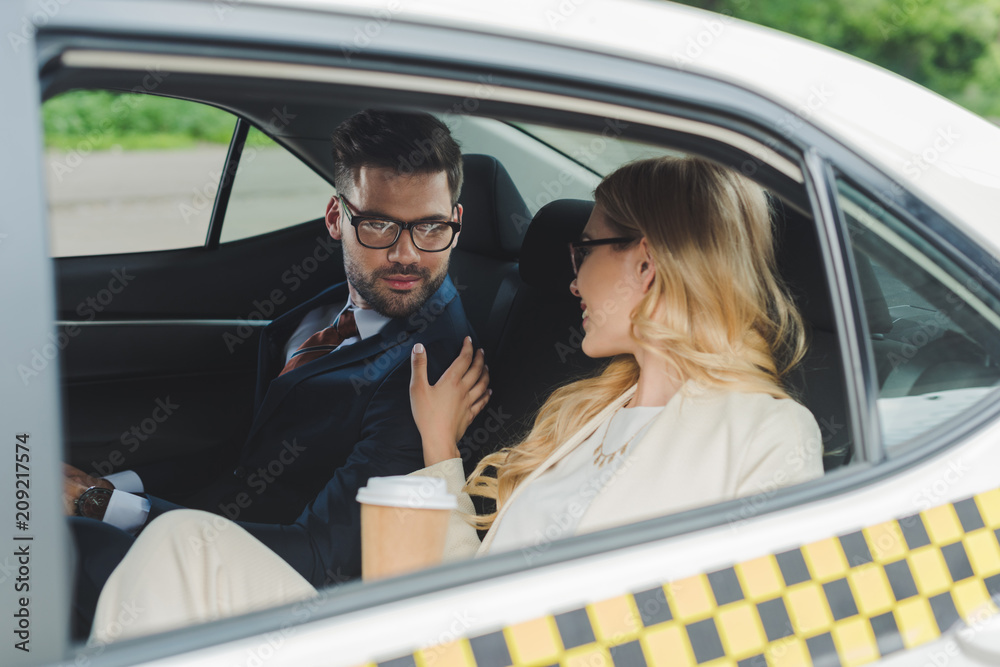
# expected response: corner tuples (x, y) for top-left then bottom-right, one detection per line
(278, 308), (359, 376)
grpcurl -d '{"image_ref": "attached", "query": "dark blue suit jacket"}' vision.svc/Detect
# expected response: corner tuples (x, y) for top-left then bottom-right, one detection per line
(142, 276), (474, 585)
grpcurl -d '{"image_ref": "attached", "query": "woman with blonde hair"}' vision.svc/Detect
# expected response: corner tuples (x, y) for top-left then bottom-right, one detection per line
(408, 154), (823, 558)
(91, 156), (823, 642)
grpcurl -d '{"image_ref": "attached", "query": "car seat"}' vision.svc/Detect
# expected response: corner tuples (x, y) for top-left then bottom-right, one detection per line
(449, 154), (532, 360)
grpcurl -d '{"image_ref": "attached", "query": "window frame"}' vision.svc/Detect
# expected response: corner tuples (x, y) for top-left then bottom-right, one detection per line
(40, 87), (337, 258)
(38, 49), (845, 654)
(801, 151), (883, 467)
(205, 116), (250, 250)
(41, 87), (244, 258)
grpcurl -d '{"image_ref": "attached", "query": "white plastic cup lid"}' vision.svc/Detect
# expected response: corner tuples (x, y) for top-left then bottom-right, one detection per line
(356, 476), (457, 510)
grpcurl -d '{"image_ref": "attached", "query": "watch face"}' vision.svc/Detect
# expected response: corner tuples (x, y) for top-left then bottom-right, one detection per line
(78, 487), (112, 519)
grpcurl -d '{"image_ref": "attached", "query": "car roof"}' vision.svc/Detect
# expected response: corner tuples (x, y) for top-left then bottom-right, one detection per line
(215, 0), (1000, 252)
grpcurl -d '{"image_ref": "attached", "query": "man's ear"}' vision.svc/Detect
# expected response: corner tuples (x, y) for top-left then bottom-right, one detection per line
(638, 238), (655, 292)
(325, 195), (343, 240)
(450, 203), (464, 249)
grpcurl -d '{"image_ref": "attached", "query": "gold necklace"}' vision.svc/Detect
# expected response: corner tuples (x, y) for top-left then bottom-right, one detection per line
(592, 406), (660, 468)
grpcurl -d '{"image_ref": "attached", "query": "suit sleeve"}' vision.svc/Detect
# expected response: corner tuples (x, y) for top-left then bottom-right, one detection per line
(130, 459), (220, 498)
(231, 346), (454, 587)
(130, 414), (252, 498)
(734, 400), (825, 498)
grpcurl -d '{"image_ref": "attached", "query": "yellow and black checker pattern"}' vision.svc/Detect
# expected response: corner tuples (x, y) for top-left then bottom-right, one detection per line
(361, 488), (1000, 667)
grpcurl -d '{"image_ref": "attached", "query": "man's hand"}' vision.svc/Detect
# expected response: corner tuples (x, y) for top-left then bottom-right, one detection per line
(62, 464), (113, 516)
(409, 336), (490, 467)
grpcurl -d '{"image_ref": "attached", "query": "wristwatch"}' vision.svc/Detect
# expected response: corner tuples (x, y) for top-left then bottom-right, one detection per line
(75, 486), (113, 520)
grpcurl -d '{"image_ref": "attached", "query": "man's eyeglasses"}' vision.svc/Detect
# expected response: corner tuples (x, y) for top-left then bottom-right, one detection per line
(568, 237), (636, 275)
(339, 194), (461, 252)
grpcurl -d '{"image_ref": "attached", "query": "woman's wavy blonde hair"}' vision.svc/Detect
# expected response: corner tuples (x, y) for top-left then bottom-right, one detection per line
(465, 156), (807, 530)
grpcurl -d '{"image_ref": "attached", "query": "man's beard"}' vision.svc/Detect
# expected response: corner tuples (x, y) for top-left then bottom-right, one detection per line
(344, 254), (448, 319)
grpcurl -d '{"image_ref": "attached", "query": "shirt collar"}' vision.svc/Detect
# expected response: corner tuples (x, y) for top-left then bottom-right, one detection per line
(345, 294), (391, 340)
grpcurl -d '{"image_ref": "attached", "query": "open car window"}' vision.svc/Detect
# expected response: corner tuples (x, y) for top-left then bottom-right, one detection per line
(43, 90), (234, 257)
(44, 69), (853, 656)
(43, 91), (339, 256)
(220, 126), (333, 243)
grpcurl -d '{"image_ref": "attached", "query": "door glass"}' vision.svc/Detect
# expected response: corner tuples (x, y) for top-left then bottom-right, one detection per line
(43, 90), (234, 257)
(220, 126), (334, 242)
(512, 122), (682, 175)
(838, 179), (1000, 454)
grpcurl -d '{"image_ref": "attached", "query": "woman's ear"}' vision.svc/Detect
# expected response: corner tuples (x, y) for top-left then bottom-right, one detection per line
(638, 238), (655, 292)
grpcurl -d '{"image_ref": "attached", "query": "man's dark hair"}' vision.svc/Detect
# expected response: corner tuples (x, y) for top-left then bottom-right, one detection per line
(331, 109), (463, 205)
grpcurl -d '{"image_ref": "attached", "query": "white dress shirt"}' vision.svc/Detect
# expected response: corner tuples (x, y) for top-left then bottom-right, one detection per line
(98, 297), (390, 534)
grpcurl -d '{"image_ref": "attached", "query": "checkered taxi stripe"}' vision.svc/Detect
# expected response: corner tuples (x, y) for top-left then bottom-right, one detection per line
(361, 489), (1000, 667)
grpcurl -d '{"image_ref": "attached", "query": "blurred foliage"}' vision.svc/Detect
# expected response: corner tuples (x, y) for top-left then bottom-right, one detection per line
(42, 90), (276, 150)
(675, 0), (1000, 118)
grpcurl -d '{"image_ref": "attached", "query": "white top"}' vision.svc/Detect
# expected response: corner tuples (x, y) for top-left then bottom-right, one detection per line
(411, 382), (824, 562)
(99, 298), (389, 534)
(488, 405), (662, 554)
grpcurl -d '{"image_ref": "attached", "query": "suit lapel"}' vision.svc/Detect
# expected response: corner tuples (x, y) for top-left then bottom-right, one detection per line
(246, 277), (460, 446)
(253, 283), (350, 410)
(478, 383), (637, 554)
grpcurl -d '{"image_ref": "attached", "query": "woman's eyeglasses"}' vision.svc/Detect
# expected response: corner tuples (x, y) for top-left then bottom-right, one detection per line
(568, 237), (636, 275)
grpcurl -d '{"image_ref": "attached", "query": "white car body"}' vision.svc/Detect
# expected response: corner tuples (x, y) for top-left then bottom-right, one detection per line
(2, 1), (1000, 666)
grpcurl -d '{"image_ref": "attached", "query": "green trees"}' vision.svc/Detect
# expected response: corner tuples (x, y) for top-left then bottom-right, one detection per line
(42, 91), (238, 150)
(677, 0), (1000, 119)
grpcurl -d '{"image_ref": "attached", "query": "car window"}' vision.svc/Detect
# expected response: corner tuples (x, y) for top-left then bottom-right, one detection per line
(837, 179), (1000, 454)
(43, 90), (234, 257)
(512, 122), (682, 175)
(220, 126), (334, 243)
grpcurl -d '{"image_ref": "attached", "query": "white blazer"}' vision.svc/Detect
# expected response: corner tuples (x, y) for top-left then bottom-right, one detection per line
(411, 381), (824, 560)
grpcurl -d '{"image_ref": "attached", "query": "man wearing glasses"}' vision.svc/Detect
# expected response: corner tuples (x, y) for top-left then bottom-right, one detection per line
(65, 109), (479, 636)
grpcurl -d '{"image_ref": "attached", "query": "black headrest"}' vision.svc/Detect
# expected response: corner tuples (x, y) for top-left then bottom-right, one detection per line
(520, 199), (593, 295)
(456, 154), (531, 261)
(775, 206), (837, 332)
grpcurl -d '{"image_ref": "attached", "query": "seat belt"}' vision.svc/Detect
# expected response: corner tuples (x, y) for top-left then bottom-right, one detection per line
(483, 264), (521, 358)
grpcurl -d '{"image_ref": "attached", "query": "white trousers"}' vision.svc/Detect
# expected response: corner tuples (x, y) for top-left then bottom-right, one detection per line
(90, 510), (318, 644)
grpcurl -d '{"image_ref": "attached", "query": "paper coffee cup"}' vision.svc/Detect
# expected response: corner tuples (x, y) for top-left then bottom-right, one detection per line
(356, 476), (457, 580)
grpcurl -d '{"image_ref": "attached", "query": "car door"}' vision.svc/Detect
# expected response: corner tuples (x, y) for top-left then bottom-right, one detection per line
(46, 90), (343, 483)
(0, 1), (71, 664)
(14, 1), (1000, 666)
(38, 23), (854, 667)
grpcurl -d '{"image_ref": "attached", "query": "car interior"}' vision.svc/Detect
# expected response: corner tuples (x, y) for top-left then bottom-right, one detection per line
(49, 88), (855, 483)
(43, 56), (1000, 642)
